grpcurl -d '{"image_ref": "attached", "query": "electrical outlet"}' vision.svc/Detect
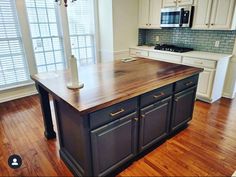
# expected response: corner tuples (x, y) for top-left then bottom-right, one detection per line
(156, 36), (160, 42)
(215, 41), (220, 47)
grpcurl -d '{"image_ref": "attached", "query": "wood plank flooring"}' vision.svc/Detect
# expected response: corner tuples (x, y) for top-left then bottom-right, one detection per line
(0, 95), (236, 176)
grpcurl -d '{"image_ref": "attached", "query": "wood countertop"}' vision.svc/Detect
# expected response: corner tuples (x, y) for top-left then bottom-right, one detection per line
(31, 58), (203, 114)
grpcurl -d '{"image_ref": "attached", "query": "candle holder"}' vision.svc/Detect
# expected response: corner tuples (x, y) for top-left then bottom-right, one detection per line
(55, 0), (77, 7)
(67, 55), (84, 90)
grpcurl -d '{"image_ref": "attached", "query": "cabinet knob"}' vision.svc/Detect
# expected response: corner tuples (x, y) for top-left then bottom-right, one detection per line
(211, 23), (214, 26)
(134, 118), (139, 122)
(205, 24), (208, 26)
(146, 24), (148, 26)
(141, 114), (145, 118)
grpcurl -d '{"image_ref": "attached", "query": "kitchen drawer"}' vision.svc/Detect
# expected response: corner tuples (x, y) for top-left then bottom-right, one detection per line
(140, 84), (173, 107)
(90, 98), (138, 129)
(175, 75), (199, 93)
(130, 49), (148, 57)
(182, 57), (216, 69)
(149, 52), (182, 64)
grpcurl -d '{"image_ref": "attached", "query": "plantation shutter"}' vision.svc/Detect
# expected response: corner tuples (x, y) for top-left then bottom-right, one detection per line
(0, 0), (30, 89)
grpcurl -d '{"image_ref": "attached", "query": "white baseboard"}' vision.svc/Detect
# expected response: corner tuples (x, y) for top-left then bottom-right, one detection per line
(222, 92), (235, 99)
(0, 84), (38, 103)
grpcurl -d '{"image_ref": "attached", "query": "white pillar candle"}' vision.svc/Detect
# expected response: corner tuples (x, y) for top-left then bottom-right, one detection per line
(67, 55), (84, 89)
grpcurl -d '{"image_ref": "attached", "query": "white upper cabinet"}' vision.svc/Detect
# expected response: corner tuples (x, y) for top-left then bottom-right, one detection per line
(149, 0), (163, 28)
(162, 0), (177, 7)
(139, 0), (150, 28)
(177, 0), (194, 6)
(139, 0), (162, 29)
(193, 0), (236, 30)
(192, 0), (212, 29)
(162, 0), (193, 7)
(209, 0), (236, 30)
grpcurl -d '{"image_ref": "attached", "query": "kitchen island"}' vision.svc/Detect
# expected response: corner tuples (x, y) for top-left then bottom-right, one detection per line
(31, 58), (203, 176)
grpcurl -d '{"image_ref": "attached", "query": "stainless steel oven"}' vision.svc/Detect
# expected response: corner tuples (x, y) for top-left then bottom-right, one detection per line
(160, 6), (194, 28)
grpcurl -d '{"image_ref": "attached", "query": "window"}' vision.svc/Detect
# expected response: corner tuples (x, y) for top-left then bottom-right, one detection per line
(25, 0), (65, 73)
(67, 0), (96, 65)
(0, 0), (30, 89)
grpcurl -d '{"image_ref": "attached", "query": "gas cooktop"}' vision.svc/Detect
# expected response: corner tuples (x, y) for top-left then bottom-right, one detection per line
(154, 44), (193, 53)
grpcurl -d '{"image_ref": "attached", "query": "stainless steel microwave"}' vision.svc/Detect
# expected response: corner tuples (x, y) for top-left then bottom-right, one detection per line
(160, 6), (194, 28)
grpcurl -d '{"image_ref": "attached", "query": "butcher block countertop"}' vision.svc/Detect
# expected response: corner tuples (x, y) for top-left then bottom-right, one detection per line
(31, 58), (203, 114)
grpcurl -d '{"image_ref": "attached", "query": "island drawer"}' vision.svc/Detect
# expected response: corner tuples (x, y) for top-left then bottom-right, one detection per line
(175, 75), (199, 93)
(90, 98), (138, 129)
(140, 84), (173, 107)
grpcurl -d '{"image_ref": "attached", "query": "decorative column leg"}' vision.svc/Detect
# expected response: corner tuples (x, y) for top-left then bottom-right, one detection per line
(36, 83), (56, 139)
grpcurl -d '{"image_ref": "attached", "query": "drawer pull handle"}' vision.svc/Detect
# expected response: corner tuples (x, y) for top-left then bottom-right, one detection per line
(185, 81), (193, 86)
(153, 92), (165, 99)
(110, 109), (125, 117)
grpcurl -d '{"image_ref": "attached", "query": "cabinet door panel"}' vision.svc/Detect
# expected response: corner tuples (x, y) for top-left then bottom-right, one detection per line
(171, 86), (197, 131)
(197, 69), (215, 99)
(140, 97), (172, 151)
(139, 0), (150, 28)
(91, 112), (138, 176)
(149, 0), (162, 29)
(163, 0), (177, 7)
(192, 0), (213, 29)
(177, 0), (193, 6)
(210, 0), (235, 30)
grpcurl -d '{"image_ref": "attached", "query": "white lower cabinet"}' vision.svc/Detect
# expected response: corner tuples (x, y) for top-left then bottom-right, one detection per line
(130, 49), (149, 57)
(197, 68), (215, 99)
(149, 51), (182, 64)
(129, 48), (230, 103)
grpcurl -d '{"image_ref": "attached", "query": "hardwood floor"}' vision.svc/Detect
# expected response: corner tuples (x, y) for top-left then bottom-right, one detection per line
(0, 95), (236, 176)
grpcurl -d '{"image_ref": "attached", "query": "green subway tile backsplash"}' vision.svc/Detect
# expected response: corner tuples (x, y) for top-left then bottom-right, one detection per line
(138, 28), (236, 54)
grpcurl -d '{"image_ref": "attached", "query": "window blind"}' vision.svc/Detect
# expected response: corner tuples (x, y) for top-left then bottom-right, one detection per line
(25, 0), (65, 73)
(67, 0), (96, 65)
(0, 0), (30, 89)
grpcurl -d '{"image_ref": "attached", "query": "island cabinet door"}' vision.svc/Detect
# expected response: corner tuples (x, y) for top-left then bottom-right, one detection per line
(139, 96), (172, 152)
(90, 112), (138, 177)
(171, 86), (197, 132)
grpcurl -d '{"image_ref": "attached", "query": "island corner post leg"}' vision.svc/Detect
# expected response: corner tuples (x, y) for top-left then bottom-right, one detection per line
(35, 83), (56, 139)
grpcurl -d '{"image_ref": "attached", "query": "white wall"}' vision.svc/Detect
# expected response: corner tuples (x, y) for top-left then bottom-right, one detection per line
(113, 0), (139, 59)
(98, 0), (114, 61)
(98, 0), (139, 61)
